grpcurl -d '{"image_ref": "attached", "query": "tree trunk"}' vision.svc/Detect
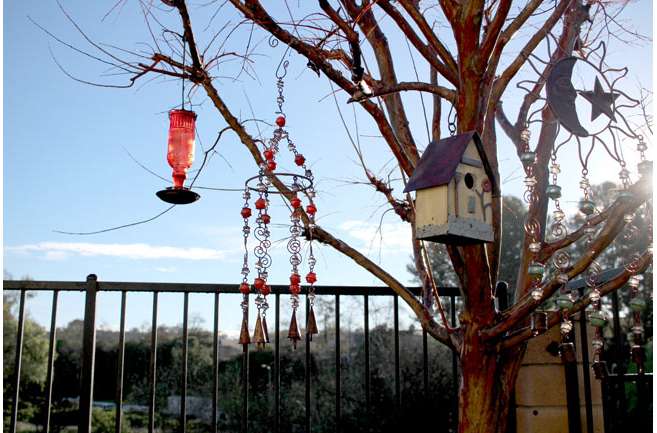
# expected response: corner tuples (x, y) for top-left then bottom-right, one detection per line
(458, 328), (524, 433)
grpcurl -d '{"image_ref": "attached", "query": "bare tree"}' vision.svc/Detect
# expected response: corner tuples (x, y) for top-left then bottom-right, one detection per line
(43, 1), (652, 432)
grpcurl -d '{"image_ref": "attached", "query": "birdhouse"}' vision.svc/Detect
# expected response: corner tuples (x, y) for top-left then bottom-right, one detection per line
(404, 131), (497, 244)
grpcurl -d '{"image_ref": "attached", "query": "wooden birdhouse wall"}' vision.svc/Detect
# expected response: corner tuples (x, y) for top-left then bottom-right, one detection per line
(450, 141), (492, 223)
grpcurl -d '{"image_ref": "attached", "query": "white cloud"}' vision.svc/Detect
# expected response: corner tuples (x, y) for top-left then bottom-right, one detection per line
(6, 242), (226, 260)
(154, 266), (177, 273)
(338, 220), (412, 254)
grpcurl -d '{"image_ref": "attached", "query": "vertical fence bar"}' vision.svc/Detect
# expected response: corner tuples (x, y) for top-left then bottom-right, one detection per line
(79, 274), (98, 433)
(450, 295), (458, 432)
(422, 329), (428, 399)
(335, 293), (341, 433)
(114, 291), (127, 433)
(364, 294), (370, 420)
(274, 293), (280, 433)
(393, 295), (401, 411)
(241, 331), (249, 433)
(564, 330), (582, 433)
(610, 290), (626, 429)
(9, 289), (27, 433)
(577, 310), (594, 433)
(43, 290), (58, 433)
(148, 292), (159, 433)
(305, 295), (311, 433)
(180, 292), (189, 433)
(212, 293), (220, 433)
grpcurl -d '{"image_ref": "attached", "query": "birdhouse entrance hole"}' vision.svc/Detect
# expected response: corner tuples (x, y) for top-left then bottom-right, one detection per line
(464, 173), (474, 189)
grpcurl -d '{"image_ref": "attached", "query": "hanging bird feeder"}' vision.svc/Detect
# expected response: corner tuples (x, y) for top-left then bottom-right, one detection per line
(156, 109), (200, 204)
(156, 35), (200, 205)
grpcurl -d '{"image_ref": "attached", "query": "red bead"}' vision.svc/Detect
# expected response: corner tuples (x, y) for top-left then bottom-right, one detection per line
(264, 149), (274, 161)
(290, 273), (301, 284)
(294, 154), (305, 166)
(241, 207), (252, 218)
(239, 282), (250, 295)
(267, 160), (277, 171)
(306, 272), (317, 284)
(306, 204), (317, 215)
(289, 284), (301, 295)
(261, 214), (271, 224)
(254, 278), (265, 290)
(261, 284), (271, 296)
(275, 116), (286, 127)
(255, 198), (267, 210)
(291, 197), (302, 208)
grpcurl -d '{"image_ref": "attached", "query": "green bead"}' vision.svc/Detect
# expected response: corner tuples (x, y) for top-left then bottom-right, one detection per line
(588, 310), (608, 328)
(629, 297), (647, 312)
(579, 200), (595, 215)
(528, 263), (544, 278)
(520, 151), (536, 165)
(546, 184), (562, 199)
(617, 190), (634, 201)
(638, 160), (652, 177)
(556, 294), (574, 310)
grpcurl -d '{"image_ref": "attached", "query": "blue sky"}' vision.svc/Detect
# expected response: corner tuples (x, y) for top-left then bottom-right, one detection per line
(3, 1), (652, 333)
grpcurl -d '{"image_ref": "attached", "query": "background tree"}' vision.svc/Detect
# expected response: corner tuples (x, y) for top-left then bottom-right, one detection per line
(42, 1), (652, 432)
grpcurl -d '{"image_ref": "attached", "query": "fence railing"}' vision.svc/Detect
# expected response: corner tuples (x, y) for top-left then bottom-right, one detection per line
(5, 272), (650, 433)
(3, 276), (461, 433)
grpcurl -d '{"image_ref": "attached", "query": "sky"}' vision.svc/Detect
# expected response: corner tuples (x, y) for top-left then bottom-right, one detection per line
(3, 1), (653, 334)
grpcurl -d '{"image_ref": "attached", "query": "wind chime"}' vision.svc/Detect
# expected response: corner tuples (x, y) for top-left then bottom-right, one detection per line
(238, 62), (319, 350)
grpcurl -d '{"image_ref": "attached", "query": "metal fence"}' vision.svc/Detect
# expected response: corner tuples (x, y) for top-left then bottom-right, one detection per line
(4, 273), (650, 433)
(3, 276), (461, 433)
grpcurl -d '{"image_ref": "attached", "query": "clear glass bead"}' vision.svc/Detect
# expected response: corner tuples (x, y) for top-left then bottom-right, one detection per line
(243, 191), (251, 200)
(638, 141), (648, 152)
(520, 129), (531, 143)
(560, 320), (573, 334)
(624, 213), (634, 223)
(619, 168), (630, 179)
(550, 164), (561, 174)
(591, 338), (604, 351)
(628, 275), (641, 288)
(553, 210), (565, 221)
(288, 142), (296, 151)
(579, 178), (590, 190)
(531, 288), (543, 301)
(589, 289), (600, 303)
(524, 176), (537, 187)
(528, 242), (541, 253)
(557, 273), (569, 284)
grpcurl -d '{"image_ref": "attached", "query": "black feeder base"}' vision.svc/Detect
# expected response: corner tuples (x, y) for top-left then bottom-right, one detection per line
(156, 187), (200, 205)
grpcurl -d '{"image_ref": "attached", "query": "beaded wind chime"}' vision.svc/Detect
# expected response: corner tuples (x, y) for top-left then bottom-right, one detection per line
(238, 66), (319, 350)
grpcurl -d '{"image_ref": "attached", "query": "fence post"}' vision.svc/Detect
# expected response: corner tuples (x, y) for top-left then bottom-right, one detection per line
(79, 274), (98, 433)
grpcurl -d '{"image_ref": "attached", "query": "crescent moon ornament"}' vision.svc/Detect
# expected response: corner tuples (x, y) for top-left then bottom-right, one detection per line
(546, 57), (589, 137)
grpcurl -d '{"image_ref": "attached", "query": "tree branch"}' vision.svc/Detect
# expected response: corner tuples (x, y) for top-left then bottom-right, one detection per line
(481, 180), (650, 340)
(347, 81), (456, 103)
(501, 251), (652, 348)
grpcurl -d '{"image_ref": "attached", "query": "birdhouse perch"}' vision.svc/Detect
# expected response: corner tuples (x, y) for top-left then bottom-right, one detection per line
(404, 131), (497, 244)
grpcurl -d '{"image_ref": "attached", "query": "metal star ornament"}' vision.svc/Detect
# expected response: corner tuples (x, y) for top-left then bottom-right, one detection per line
(579, 77), (619, 122)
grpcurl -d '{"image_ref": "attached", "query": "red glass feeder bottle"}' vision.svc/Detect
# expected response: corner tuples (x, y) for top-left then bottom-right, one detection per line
(156, 109), (201, 204)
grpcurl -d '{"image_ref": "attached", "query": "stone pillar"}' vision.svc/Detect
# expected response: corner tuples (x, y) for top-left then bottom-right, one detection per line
(515, 315), (604, 433)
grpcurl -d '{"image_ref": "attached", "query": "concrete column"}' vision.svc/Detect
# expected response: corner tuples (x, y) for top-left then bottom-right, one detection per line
(515, 314), (603, 433)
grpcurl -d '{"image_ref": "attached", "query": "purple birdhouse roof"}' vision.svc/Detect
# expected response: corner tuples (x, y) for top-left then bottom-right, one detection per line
(403, 131), (497, 193)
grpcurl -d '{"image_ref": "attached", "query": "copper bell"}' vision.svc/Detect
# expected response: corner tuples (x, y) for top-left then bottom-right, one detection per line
(239, 315), (251, 346)
(288, 309), (301, 349)
(253, 315), (266, 350)
(307, 306), (319, 341)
